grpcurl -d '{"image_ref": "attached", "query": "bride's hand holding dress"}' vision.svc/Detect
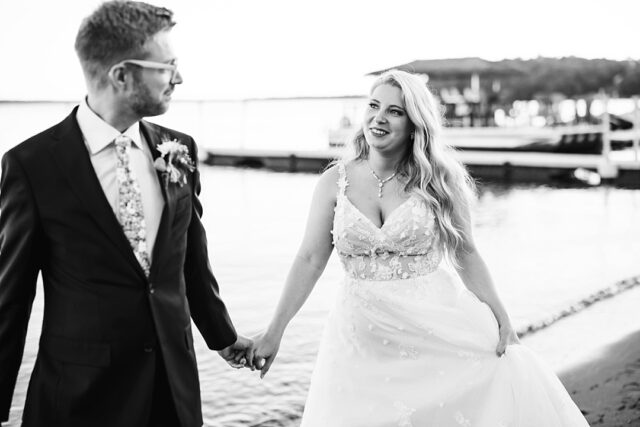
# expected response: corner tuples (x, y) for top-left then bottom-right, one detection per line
(452, 206), (522, 357)
(496, 324), (521, 356)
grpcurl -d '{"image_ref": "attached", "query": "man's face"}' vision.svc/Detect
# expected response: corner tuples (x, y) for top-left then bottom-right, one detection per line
(128, 30), (183, 118)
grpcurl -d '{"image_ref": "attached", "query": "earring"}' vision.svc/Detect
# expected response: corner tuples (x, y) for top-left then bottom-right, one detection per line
(410, 132), (415, 140)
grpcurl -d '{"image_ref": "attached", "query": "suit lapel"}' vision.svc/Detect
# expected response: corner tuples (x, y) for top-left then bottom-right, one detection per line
(139, 121), (169, 202)
(48, 108), (147, 281)
(139, 121), (177, 278)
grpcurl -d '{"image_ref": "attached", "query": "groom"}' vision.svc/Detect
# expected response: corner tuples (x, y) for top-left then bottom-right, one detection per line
(0, 2), (251, 426)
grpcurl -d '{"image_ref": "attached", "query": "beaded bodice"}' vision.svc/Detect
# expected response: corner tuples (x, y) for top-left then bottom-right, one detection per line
(332, 163), (443, 281)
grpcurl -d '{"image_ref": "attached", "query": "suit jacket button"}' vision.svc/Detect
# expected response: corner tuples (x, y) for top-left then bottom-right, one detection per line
(144, 346), (154, 353)
(149, 283), (155, 294)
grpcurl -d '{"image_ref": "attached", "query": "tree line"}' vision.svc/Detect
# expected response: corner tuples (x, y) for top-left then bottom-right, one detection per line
(481, 57), (639, 102)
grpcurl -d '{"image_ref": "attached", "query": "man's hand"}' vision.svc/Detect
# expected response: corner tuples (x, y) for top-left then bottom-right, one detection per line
(217, 335), (254, 369)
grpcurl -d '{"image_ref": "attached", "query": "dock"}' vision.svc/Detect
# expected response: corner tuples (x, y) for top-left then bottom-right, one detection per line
(204, 98), (640, 188)
(203, 148), (640, 188)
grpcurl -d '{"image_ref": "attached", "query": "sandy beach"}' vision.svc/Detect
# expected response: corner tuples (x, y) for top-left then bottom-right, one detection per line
(562, 331), (640, 426)
(523, 280), (640, 427)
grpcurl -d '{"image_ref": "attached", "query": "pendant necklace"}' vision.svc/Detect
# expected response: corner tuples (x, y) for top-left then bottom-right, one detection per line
(367, 163), (397, 198)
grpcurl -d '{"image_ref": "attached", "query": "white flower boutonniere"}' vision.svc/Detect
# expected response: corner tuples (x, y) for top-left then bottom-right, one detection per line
(153, 138), (195, 187)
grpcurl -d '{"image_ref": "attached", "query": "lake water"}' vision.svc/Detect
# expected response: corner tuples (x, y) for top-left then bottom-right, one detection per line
(2, 102), (640, 426)
(0, 98), (365, 155)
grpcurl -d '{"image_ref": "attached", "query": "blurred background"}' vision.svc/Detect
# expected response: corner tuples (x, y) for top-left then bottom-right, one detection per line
(1, 0), (639, 426)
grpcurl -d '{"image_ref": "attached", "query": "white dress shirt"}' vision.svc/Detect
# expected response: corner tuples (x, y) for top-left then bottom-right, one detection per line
(76, 98), (165, 261)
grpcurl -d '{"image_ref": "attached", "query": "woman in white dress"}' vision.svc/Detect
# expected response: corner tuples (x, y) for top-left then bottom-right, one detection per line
(250, 70), (589, 426)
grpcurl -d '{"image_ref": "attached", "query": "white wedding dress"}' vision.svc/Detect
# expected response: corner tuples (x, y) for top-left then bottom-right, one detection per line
(299, 163), (589, 427)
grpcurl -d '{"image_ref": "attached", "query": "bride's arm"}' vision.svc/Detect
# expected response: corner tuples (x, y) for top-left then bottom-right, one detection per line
(454, 204), (520, 356)
(251, 166), (338, 377)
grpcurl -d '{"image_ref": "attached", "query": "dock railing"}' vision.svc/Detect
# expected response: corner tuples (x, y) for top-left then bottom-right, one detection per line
(600, 95), (640, 179)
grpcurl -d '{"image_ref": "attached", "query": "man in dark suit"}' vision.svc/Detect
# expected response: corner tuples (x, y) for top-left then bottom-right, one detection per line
(0, 2), (251, 426)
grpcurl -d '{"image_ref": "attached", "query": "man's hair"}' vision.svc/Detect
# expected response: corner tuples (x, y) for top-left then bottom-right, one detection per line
(75, 0), (175, 86)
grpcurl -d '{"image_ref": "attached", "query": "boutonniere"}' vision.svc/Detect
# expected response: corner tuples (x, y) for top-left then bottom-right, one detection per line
(153, 138), (195, 187)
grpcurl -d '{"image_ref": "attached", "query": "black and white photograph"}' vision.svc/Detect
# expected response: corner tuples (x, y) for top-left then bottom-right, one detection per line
(0, 1), (639, 426)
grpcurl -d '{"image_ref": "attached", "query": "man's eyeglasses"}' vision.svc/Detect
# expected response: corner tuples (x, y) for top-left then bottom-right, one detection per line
(111, 59), (180, 83)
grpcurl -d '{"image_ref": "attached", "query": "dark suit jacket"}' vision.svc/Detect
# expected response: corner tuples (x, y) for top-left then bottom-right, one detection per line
(0, 107), (237, 427)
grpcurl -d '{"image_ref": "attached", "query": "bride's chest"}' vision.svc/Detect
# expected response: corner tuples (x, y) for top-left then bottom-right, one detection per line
(332, 195), (439, 253)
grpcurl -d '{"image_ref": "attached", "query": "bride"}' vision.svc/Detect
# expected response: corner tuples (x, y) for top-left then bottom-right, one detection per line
(249, 70), (589, 426)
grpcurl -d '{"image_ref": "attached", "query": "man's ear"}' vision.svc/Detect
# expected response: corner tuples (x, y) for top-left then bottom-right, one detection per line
(108, 65), (128, 89)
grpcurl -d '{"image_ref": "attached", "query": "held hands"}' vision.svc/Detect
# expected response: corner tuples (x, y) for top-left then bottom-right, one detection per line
(496, 324), (520, 357)
(217, 334), (254, 369)
(249, 331), (282, 379)
(217, 331), (283, 379)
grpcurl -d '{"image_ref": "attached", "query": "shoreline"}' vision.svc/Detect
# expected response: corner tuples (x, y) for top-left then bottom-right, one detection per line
(560, 330), (640, 426)
(517, 275), (640, 338)
(523, 282), (640, 427)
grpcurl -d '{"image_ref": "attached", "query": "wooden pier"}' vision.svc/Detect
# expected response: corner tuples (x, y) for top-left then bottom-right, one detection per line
(203, 148), (640, 187)
(203, 96), (640, 188)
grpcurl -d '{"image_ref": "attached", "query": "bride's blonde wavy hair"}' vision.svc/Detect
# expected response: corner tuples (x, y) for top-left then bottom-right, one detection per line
(343, 70), (476, 266)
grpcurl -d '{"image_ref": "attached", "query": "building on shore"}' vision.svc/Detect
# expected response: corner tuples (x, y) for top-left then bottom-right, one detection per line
(368, 57), (640, 128)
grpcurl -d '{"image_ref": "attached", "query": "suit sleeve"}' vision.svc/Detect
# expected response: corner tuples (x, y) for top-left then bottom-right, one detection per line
(0, 151), (41, 422)
(183, 139), (237, 351)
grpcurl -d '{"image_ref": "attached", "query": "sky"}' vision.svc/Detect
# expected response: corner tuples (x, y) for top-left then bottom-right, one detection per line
(1, 0), (639, 100)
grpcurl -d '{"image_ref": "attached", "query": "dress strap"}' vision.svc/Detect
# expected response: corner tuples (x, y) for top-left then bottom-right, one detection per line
(336, 162), (349, 198)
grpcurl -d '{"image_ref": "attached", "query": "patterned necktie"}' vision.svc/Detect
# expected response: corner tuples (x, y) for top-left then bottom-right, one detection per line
(115, 135), (151, 277)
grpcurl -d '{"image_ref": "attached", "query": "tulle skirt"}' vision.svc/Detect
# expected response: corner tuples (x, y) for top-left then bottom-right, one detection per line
(300, 267), (588, 427)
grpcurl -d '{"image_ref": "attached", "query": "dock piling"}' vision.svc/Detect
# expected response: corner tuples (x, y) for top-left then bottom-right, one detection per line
(633, 96), (640, 162)
(599, 95), (618, 179)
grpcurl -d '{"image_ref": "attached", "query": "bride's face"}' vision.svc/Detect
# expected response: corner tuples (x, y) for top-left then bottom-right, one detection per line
(363, 84), (413, 155)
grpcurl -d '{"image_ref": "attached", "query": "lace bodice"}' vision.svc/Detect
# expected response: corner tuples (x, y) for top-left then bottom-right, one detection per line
(332, 162), (443, 280)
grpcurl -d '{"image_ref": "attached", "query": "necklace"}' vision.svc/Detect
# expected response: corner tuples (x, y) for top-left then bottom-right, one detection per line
(367, 163), (397, 198)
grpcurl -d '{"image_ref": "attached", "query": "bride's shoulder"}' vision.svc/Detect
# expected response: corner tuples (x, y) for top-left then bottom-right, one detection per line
(318, 160), (355, 184)
(323, 159), (362, 175)
(312, 163), (344, 202)
(316, 163), (339, 187)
